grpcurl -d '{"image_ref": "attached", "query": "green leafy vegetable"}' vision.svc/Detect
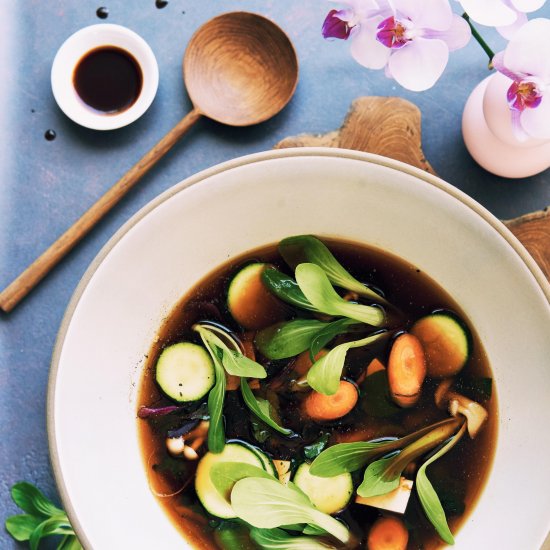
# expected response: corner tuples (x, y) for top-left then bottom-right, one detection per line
(357, 417), (464, 498)
(262, 269), (318, 312)
(310, 440), (394, 477)
(417, 423), (467, 545)
(250, 527), (338, 549)
(210, 462), (274, 502)
(5, 482), (82, 550)
(307, 331), (388, 395)
(194, 323), (269, 452)
(296, 264), (385, 326)
(303, 434), (330, 460)
(214, 521), (258, 550)
(310, 418), (463, 477)
(361, 370), (401, 418)
(256, 319), (329, 360)
(240, 379), (293, 436)
(279, 235), (387, 304)
(230, 478), (351, 544)
(194, 324), (267, 378)
(255, 318), (357, 361)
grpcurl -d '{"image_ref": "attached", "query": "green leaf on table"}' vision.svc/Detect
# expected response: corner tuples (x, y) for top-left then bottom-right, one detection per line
(416, 423), (467, 545)
(250, 527), (338, 549)
(357, 453), (402, 498)
(5, 514), (44, 541)
(279, 235), (387, 304)
(262, 268), (319, 312)
(11, 482), (63, 517)
(295, 264), (385, 326)
(58, 536), (84, 550)
(240, 379), (293, 436)
(29, 517), (75, 550)
(230, 477), (351, 545)
(307, 331), (388, 395)
(309, 439), (394, 477)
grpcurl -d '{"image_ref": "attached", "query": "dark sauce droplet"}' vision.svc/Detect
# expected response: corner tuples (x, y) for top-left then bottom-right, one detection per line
(96, 6), (109, 19)
(45, 129), (56, 141)
(155, 0), (168, 8)
(73, 46), (142, 113)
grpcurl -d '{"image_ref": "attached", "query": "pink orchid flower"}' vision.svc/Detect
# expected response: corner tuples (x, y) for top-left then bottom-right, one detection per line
(457, 0), (546, 39)
(492, 18), (550, 141)
(322, 0), (471, 91)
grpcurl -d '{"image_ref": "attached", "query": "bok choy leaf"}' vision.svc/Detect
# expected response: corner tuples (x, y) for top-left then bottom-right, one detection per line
(262, 269), (318, 312)
(255, 318), (357, 360)
(417, 422), (467, 545)
(240, 379), (293, 436)
(295, 264), (385, 327)
(307, 331), (388, 395)
(230, 478), (351, 545)
(279, 235), (387, 304)
(250, 527), (338, 549)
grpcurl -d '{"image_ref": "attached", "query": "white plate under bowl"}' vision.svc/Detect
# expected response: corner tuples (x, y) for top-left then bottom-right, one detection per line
(48, 148), (550, 549)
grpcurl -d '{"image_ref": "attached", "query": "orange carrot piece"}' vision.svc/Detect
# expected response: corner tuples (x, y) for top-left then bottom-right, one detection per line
(367, 515), (409, 550)
(387, 333), (426, 408)
(303, 380), (359, 422)
(293, 349), (328, 377)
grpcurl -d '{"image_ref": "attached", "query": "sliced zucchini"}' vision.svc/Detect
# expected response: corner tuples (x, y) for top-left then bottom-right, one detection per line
(155, 342), (214, 402)
(227, 263), (287, 330)
(252, 447), (277, 477)
(411, 311), (471, 378)
(293, 462), (353, 515)
(195, 442), (264, 518)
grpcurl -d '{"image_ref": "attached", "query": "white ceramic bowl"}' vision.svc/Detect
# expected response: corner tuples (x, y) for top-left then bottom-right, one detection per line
(51, 24), (159, 130)
(48, 148), (550, 549)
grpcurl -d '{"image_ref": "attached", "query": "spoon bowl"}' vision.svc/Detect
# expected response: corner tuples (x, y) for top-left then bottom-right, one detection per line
(184, 12), (298, 126)
(0, 11), (299, 313)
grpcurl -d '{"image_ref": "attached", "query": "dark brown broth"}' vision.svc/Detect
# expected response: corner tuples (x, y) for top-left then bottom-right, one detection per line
(137, 238), (497, 549)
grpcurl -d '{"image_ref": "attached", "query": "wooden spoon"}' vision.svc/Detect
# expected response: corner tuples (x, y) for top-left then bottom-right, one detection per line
(0, 12), (298, 312)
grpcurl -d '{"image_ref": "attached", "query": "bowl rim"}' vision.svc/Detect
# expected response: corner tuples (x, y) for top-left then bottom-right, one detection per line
(47, 147), (550, 549)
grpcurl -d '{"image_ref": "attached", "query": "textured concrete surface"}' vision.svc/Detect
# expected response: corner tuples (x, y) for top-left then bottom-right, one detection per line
(1, 1), (549, 548)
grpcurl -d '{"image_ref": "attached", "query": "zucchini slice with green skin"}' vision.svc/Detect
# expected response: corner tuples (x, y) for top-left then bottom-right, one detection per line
(227, 263), (287, 330)
(195, 442), (264, 518)
(293, 462), (353, 515)
(251, 447), (277, 477)
(410, 311), (471, 379)
(155, 342), (214, 402)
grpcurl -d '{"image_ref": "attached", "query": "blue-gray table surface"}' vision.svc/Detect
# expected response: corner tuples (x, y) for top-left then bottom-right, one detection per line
(1, 1), (549, 548)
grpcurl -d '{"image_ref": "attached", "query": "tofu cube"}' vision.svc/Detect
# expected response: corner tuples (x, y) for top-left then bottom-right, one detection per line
(355, 477), (413, 514)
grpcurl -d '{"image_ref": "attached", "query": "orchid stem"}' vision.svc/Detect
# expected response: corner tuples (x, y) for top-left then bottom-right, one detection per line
(462, 13), (495, 69)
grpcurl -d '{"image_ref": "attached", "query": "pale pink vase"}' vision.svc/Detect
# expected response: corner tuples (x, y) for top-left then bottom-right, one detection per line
(462, 72), (550, 178)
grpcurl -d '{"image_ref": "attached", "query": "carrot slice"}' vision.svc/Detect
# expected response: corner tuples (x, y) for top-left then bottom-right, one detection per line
(303, 380), (359, 422)
(387, 333), (426, 408)
(367, 515), (409, 550)
(292, 349), (328, 377)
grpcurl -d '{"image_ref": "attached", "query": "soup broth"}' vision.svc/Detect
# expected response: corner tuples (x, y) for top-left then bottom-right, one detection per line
(137, 237), (497, 549)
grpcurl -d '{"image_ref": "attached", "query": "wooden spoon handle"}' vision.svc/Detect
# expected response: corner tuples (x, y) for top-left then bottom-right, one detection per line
(0, 107), (203, 313)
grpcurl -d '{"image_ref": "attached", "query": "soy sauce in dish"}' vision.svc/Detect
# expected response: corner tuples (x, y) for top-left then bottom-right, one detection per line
(73, 46), (142, 114)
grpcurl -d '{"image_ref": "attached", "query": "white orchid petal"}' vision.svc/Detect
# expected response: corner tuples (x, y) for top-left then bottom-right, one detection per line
(458, 0), (517, 26)
(388, 38), (448, 91)
(497, 11), (527, 40)
(504, 18), (550, 81)
(393, 0), (452, 30)
(350, 18), (391, 70)
(510, 0), (546, 12)
(520, 97), (550, 139)
(427, 14), (471, 51)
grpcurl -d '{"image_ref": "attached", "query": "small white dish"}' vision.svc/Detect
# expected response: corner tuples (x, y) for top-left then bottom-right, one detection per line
(51, 24), (159, 131)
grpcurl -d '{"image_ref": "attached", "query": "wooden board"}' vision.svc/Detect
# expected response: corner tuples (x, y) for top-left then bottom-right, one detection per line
(275, 96), (550, 282)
